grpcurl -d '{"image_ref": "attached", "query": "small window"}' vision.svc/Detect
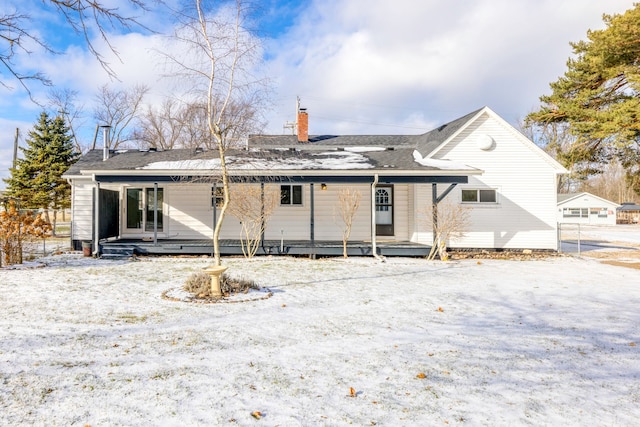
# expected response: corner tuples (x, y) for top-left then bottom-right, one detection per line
(281, 185), (303, 205)
(563, 208), (588, 218)
(590, 208), (608, 218)
(212, 187), (224, 208)
(462, 189), (497, 203)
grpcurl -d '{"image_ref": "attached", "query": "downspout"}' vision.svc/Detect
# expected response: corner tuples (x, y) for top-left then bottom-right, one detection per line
(310, 183), (315, 259)
(371, 174), (383, 261)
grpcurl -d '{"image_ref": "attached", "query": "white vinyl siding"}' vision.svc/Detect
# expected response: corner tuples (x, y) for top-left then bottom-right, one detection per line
(264, 183), (373, 241)
(70, 179), (94, 241)
(391, 184), (409, 240)
(166, 184), (241, 239)
(413, 112), (560, 250)
(312, 183), (371, 241)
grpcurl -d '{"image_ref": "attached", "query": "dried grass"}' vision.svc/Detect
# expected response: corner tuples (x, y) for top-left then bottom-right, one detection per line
(184, 271), (259, 298)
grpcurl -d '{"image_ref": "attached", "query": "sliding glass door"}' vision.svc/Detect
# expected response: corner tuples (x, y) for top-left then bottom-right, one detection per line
(126, 187), (163, 232)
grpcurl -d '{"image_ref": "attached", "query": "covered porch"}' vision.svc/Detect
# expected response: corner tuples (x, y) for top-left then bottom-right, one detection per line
(99, 238), (431, 258)
(86, 172), (472, 258)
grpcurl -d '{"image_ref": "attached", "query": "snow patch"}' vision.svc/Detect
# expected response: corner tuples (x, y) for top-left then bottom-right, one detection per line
(412, 149), (473, 170)
(343, 146), (387, 153)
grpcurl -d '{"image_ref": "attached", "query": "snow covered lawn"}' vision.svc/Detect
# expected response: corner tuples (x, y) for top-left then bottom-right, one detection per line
(1, 252), (639, 426)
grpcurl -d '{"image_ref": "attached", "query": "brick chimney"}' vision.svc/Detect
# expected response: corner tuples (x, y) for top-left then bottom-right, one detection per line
(297, 108), (308, 143)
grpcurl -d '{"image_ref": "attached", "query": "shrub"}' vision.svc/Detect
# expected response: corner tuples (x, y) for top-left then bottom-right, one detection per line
(184, 271), (259, 298)
(0, 201), (52, 266)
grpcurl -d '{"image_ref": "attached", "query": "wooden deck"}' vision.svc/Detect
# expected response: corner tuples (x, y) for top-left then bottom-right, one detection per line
(99, 238), (431, 258)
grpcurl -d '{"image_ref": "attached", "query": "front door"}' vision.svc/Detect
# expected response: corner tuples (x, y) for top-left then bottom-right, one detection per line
(375, 185), (394, 236)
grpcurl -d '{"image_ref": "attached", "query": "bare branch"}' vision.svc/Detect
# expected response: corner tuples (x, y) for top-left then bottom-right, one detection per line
(93, 83), (149, 149)
(162, 0), (270, 266)
(1, 1), (155, 97)
(337, 188), (362, 258)
(422, 199), (470, 261)
(227, 184), (278, 258)
(48, 88), (85, 153)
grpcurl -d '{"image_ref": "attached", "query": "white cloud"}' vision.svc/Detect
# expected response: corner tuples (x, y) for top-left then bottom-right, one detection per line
(1, 0), (638, 189)
(263, 0), (637, 134)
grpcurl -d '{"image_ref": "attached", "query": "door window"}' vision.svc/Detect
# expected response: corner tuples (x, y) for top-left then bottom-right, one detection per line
(126, 187), (163, 231)
(375, 187), (393, 225)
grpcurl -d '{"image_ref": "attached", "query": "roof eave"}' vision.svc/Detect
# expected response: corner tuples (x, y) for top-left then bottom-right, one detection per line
(77, 167), (483, 178)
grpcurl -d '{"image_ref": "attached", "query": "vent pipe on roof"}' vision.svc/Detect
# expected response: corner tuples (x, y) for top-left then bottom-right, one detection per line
(100, 125), (111, 161)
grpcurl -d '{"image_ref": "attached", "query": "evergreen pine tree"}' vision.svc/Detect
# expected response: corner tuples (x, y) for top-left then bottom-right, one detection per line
(527, 5), (640, 192)
(4, 112), (79, 214)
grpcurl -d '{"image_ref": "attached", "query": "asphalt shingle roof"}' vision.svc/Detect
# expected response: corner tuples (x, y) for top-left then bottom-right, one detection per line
(66, 109), (486, 176)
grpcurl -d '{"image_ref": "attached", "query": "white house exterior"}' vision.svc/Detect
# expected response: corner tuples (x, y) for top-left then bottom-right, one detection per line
(64, 106), (567, 256)
(557, 193), (620, 225)
(411, 108), (567, 249)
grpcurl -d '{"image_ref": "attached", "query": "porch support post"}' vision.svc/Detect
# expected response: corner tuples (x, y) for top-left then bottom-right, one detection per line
(371, 174), (378, 257)
(310, 183), (315, 258)
(436, 183), (458, 204)
(431, 183), (458, 246)
(432, 183), (438, 246)
(153, 182), (158, 246)
(260, 182), (265, 250)
(93, 182), (100, 256)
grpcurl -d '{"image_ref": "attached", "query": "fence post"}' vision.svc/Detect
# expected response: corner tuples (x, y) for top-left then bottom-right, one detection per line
(557, 222), (561, 253)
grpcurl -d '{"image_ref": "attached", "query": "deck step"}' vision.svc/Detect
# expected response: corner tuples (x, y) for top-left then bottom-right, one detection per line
(101, 246), (135, 259)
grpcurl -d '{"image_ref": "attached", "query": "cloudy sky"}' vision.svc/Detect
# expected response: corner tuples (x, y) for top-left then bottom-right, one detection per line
(0, 0), (637, 188)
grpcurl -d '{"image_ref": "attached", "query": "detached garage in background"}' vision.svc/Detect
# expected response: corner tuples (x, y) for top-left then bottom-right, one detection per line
(557, 192), (620, 225)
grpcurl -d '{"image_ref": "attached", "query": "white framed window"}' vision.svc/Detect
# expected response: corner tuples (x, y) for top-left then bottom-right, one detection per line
(461, 189), (497, 204)
(563, 208), (588, 218)
(126, 187), (164, 231)
(280, 184), (303, 205)
(212, 186), (224, 208)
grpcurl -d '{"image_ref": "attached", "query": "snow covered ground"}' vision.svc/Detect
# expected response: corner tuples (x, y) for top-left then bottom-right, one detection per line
(1, 227), (639, 426)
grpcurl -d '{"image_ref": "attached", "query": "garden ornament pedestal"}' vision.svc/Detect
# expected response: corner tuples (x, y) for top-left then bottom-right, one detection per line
(203, 265), (228, 297)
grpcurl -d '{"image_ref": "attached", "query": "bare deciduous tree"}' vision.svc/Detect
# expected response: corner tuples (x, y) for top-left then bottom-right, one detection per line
(1, 1), (152, 100)
(165, 0), (269, 267)
(227, 184), (278, 258)
(135, 100), (246, 150)
(336, 188), (362, 258)
(93, 84), (149, 149)
(422, 199), (470, 261)
(582, 160), (639, 204)
(520, 119), (582, 193)
(48, 88), (85, 153)
(134, 99), (188, 150)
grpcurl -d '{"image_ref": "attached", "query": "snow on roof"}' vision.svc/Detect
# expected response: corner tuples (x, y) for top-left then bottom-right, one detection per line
(138, 151), (374, 171)
(412, 150), (473, 170)
(138, 158), (222, 170)
(343, 146), (387, 153)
